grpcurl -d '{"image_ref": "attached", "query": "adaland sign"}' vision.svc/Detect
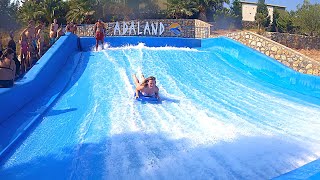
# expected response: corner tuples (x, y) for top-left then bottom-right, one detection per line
(113, 21), (166, 36)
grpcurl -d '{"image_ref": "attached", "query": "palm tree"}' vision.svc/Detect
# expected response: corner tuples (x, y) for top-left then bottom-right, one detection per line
(195, 0), (230, 21)
(165, 0), (198, 19)
(18, 0), (43, 23)
(66, 0), (95, 23)
(39, 0), (68, 23)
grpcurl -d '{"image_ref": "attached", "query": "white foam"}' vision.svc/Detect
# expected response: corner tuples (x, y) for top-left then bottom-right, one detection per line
(104, 42), (199, 52)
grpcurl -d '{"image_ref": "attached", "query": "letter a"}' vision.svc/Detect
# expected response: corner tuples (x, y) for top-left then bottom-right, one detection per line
(144, 22), (151, 35)
(114, 22), (121, 35)
(129, 21), (136, 35)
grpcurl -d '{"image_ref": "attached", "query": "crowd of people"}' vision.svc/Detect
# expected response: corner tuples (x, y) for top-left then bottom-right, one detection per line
(0, 19), (77, 88)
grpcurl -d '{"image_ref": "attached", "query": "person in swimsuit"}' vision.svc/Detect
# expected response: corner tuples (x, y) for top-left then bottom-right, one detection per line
(94, 19), (106, 51)
(25, 20), (37, 51)
(37, 25), (45, 57)
(49, 19), (59, 46)
(20, 31), (29, 74)
(132, 74), (160, 100)
(0, 48), (16, 88)
(57, 25), (65, 39)
(66, 22), (77, 34)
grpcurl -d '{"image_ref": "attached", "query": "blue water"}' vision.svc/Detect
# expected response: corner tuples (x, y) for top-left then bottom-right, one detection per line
(1, 43), (320, 179)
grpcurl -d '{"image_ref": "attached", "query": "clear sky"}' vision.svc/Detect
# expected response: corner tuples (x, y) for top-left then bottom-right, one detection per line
(251, 0), (320, 11)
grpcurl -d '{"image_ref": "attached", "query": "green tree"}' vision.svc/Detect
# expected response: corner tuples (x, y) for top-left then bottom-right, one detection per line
(230, 0), (242, 28)
(0, 0), (19, 31)
(40, 0), (68, 24)
(213, 7), (234, 29)
(18, 0), (43, 23)
(294, 0), (320, 36)
(196, 0), (230, 22)
(137, 0), (162, 19)
(165, 0), (198, 19)
(66, 0), (95, 24)
(255, 0), (270, 31)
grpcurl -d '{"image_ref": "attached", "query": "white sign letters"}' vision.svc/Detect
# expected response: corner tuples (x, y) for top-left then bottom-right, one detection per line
(113, 21), (165, 36)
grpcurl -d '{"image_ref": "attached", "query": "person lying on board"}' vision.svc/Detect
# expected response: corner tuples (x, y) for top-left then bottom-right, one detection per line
(132, 74), (160, 100)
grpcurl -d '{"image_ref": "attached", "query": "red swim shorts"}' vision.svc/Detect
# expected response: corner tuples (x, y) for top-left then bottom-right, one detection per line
(96, 32), (104, 41)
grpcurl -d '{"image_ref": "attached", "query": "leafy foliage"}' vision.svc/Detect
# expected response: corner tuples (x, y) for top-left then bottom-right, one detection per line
(213, 7), (235, 29)
(18, 1), (42, 23)
(165, 0), (198, 19)
(254, 0), (270, 31)
(271, 9), (296, 33)
(0, 0), (19, 31)
(293, 0), (320, 36)
(197, 0), (230, 22)
(230, 0), (242, 28)
(18, 0), (68, 24)
(66, 0), (95, 24)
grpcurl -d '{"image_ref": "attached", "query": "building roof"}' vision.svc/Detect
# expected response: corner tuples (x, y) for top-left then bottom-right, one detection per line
(240, 1), (286, 9)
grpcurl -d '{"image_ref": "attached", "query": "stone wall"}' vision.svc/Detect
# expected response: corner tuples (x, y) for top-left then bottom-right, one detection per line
(76, 19), (211, 38)
(263, 32), (320, 50)
(242, 21), (257, 29)
(225, 31), (320, 76)
(194, 19), (211, 38)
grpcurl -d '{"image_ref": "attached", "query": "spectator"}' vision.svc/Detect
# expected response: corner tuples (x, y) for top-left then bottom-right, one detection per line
(65, 22), (71, 33)
(66, 21), (77, 34)
(0, 48), (16, 88)
(49, 19), (59, 46)
(0, 33), (3, 57)
(7, 31), (21, 77)
(37, 25), (45, 57)
(57, 25), (65, 39)
(25, 20), (37, 51)
(19, 30), (28, 74)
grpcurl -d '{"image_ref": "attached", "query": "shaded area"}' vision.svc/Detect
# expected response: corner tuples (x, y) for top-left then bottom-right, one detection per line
(0, 51), (89, 159)
(47, 108), (78, 117)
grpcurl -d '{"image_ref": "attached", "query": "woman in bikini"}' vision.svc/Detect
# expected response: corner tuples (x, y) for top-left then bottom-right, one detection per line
(132, 74), (160, 100)
(0, 48), (16, 88)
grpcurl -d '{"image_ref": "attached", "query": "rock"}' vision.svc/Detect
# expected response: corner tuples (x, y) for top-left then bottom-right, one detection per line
(307, 69), (313, 74)
(257, 42), (262, 47)
(266, 51), (270, 56)
(306, 64), (313, 69)
(283, 61), (290, 67)
(271, 46), (278, 52)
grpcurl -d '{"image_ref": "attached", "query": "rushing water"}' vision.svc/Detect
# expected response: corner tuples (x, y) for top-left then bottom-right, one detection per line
(1, 43), (320, 179)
